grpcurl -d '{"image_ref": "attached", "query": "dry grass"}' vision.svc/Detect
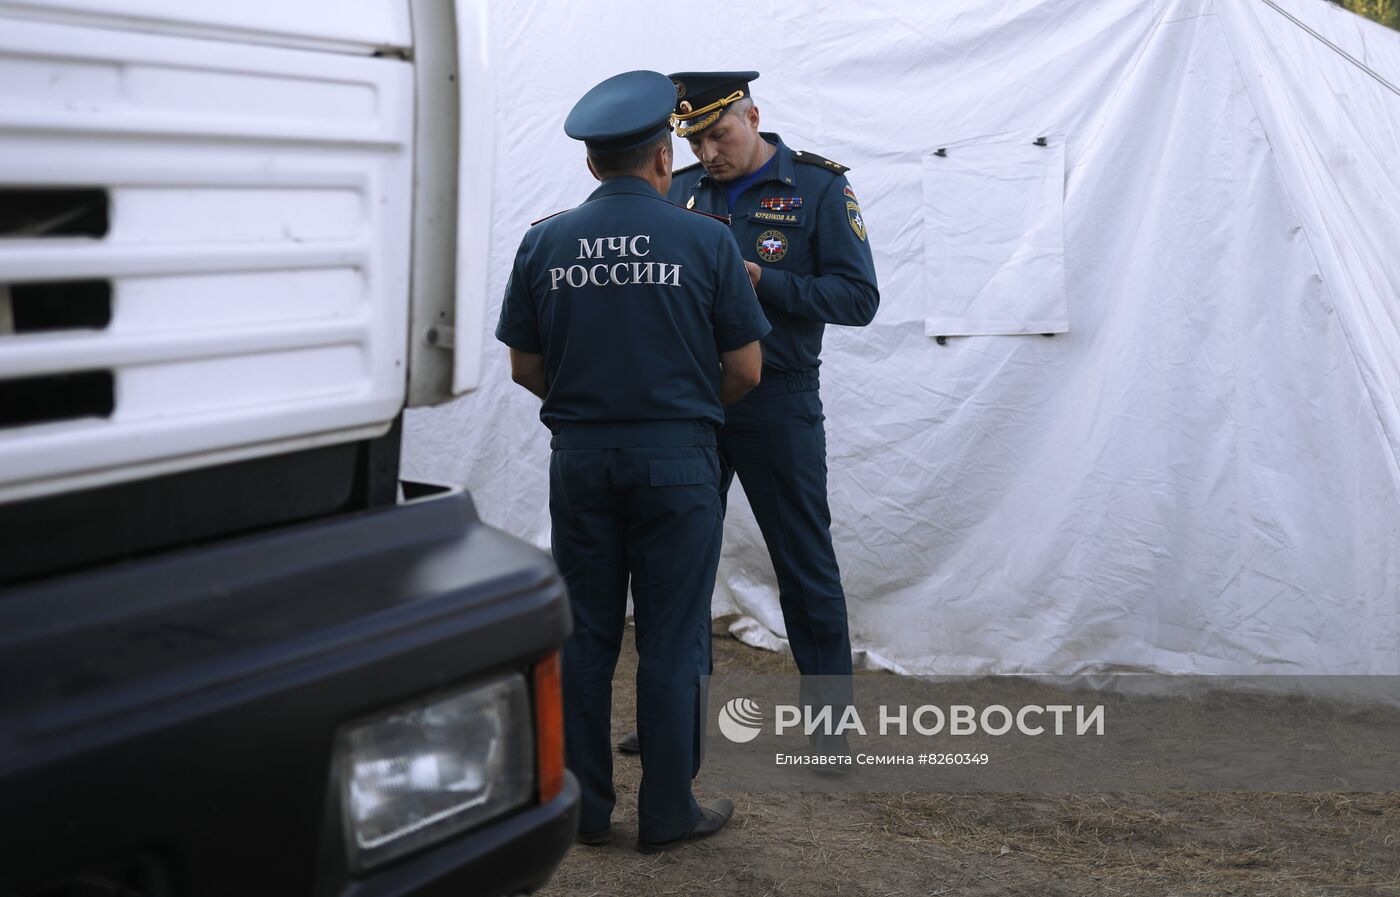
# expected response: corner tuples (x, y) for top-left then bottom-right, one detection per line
(874, 791), (1400, 896)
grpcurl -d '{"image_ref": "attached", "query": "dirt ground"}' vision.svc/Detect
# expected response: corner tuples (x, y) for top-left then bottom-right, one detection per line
(539, 620), (1400, 897)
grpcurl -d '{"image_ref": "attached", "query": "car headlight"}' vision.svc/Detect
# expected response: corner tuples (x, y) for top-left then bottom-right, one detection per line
(336, 673), (534, 870)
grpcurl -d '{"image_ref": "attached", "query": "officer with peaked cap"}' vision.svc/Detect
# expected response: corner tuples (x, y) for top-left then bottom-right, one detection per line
(496, 70), (770, 852)
(617, 71), (878, 759)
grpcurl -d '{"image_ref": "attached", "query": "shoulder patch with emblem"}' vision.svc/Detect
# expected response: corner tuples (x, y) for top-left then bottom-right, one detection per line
(530, 208), (571, 226)
(683, 207), (731, 225)
(840, 183), (867, 240)
(846, 200), (866, 241)
(791, 150), (850, 175)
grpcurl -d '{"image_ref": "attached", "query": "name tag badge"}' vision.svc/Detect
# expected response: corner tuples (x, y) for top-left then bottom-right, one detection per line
(749, 210), (804, 226)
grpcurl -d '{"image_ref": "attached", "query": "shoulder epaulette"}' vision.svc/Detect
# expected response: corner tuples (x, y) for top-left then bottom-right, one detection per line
(530, 208), (571, 226)
(682, 207), (730, 224)
(673, 161), (703, 178)
(792, 150), (850, 175)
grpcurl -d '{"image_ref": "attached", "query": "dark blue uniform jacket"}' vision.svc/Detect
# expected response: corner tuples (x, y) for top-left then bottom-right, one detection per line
(666, 133), (878, 375)
(496, 176), (771, 429)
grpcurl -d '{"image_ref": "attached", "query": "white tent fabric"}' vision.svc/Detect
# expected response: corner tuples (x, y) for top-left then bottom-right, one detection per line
(406, 0), (1400, 677)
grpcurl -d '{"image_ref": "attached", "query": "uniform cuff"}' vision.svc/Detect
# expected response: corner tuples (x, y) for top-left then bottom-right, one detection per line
(754, 267), (793, 312)
(494, 323), (542, 353)
(716, 313), (773, 353)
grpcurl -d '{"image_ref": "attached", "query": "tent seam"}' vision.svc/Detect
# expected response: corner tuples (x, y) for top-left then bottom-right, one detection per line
(1075, 1), (1201, 159)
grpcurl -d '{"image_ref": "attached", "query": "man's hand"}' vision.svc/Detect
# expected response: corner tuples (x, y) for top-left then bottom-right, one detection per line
(719, 341), (762, 405)
(508, 348), (548, 400)
(744, 260), (762, 289)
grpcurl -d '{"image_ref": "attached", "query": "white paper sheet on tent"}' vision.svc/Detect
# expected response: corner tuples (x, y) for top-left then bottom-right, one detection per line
(406, 0), (1400, 679)
(922, 135), (1069, 336)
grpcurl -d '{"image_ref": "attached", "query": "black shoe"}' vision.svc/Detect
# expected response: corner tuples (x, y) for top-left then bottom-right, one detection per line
(576, 825), (612, 846)
(809, 734), (853, 778)
(616, 731), (641, 755)
(811, 760), (854, 779)
(635, 798), (734, 854)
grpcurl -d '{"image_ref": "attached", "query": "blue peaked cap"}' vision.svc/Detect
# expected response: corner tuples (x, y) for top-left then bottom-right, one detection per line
(565, 70), (676, 153)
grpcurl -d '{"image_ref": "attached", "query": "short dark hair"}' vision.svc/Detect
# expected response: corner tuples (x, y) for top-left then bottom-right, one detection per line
(588, 131), (671, 178)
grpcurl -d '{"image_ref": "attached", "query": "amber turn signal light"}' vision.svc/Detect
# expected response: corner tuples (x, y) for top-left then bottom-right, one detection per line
(534, 650), (565, 803)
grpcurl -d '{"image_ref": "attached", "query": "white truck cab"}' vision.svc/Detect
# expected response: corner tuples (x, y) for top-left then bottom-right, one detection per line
(0, 5), (578, 895)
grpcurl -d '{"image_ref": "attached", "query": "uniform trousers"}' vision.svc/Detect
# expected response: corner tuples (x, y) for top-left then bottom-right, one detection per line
(718, 371), (854, 713)
(551, 421), (721, 843)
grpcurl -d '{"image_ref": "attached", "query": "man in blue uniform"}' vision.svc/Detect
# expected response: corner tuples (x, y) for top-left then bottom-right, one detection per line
(496, 70), (770, 852)
(617, 71), (878, 758)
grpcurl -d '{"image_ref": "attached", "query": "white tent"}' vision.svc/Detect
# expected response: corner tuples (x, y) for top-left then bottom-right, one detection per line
(406, 0), (1400, 677)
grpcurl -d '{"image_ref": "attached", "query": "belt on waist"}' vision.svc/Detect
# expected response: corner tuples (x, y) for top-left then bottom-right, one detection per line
(550, 420), (717, 449)
(748, 368), (820, 396)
